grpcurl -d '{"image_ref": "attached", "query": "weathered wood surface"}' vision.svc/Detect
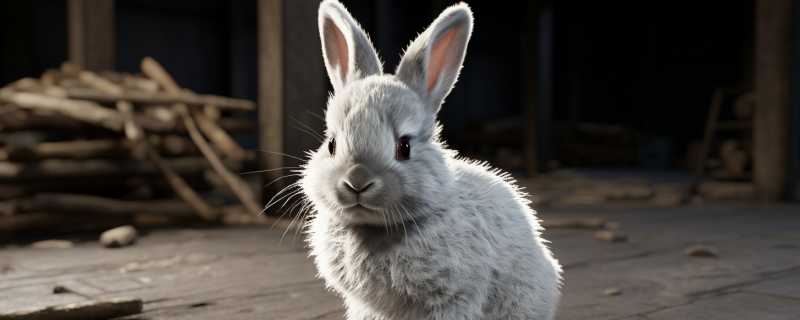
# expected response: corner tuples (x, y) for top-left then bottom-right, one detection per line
(0, 297), (142, 320)
(258, 0), (286, 201)
(754, 0), (792, 200)
(1, 204), (799, 319)
(67, 0), (115, 72)
(549, 205), (800, 320)
(0, 227), (342, 319)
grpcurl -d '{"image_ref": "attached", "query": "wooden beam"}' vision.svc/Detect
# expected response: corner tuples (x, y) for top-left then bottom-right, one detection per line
(67, 0), (115, 71)
(755, 0), (792, 201)
(258, 0), (285, 201)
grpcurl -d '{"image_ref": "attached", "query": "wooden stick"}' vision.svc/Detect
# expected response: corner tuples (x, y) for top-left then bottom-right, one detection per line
(194, 109), (247, 161)
(35, 139), (124, 158)
(140, 57), (181, 94)
(15, 193), (197, 217)
(66, 87), (255, 110)
(142, 57), (262, 216)
(159, 134), (198, 155)
(0, 177), (182, 201)
(0, 137), (202, 162)
(0, 297), (142, 320)
(116, 97), (218, 221)
(122, 74), (160, 93)
(0, 107), (252, 133)
(146, 148), (218, 220)
(0, 157), (211, 181)
(0, 108), (87, 131)
(139, 113), (255, 133)
(7, 77), (41, 91)
(116, 101), (147, 159)
(118, 105), (141, 132)
(0, 139), (128, 161)
(82, 67), (217, 220)
(181, 109), (262, 216)
(0, 89), (122, 131)
(204, 104), (221, 119)
(78, 70), (123, 95)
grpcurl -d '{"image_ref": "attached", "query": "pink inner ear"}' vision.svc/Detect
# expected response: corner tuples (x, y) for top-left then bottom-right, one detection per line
(324, 18), (349, 84)
(426, 25), (461, 94)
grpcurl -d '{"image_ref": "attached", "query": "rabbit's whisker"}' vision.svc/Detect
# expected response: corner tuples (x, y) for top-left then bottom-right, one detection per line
(263, 173), (302, 189)
(255, 149), (306, 162)
(291, 123), (324, 143)
(290, 116), (325, 141)
(264, 188), (302, 214)
(263, 182), (301, 213)
(306, 110), (326, 123)
(240, 166), (302, 175)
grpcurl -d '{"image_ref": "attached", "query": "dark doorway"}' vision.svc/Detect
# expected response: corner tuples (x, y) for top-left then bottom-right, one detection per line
(549, 1), (754, 172)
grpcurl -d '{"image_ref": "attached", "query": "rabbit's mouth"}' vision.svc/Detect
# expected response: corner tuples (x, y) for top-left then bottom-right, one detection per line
(344, 203), (381, 213)
(331, 202), (389, 225)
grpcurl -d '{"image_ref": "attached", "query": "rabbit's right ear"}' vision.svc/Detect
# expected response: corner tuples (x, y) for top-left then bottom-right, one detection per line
(318, 0), (382, 92)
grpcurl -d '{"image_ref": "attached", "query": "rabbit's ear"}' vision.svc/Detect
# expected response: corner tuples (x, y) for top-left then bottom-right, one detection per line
(396, 3), (473, 113)
(318, 0), (382, 92)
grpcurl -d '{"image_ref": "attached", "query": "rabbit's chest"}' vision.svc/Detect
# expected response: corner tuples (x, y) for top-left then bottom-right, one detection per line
(314, 226), (417, 302)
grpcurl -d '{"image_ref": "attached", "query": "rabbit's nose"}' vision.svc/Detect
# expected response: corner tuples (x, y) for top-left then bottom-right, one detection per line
(340, 164), (376, 195)
(343, 180), (374, 194)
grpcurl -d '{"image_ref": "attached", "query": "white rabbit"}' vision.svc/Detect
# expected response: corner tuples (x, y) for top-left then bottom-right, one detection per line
(300, 1), (562, 319)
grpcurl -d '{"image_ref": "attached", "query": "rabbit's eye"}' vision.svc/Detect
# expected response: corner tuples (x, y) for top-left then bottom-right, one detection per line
(396, 136), (411, 161)
(328, 137), (336, 155)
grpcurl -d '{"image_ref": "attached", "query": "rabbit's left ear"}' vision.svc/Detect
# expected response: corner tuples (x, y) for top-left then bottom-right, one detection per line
(318, 0), (382, 92)
(396, 3), (473, 113)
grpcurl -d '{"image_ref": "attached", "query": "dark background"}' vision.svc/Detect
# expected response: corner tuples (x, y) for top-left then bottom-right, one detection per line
(0, 0), (797, 188)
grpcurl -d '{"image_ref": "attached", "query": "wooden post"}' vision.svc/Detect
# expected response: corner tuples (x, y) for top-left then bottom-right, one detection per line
(67, 0), (115, 71)
(258, 0), (285, 201)
(755, 0), (792, 201)
(257, 0), (327, 208)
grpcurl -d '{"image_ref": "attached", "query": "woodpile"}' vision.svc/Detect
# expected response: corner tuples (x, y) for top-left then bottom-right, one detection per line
(520, 174), (691, 208)
(0, 58), (264, 237)
(556, 123), (641, 167)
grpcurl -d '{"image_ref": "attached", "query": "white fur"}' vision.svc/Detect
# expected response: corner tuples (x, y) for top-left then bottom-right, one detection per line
(298, 1), (562, 319)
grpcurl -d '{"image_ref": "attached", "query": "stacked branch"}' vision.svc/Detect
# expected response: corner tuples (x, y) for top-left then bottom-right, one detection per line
(0, 60), (265, 236)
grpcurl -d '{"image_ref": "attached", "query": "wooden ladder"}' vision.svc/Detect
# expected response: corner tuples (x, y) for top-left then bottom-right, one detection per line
(696, 88), (754, 177)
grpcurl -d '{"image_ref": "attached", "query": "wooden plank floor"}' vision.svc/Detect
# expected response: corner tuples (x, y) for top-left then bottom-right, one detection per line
(1, 203), (799, 319)
(0, 228), (344, 319)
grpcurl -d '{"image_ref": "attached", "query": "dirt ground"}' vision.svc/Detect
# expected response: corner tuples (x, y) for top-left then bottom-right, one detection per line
(1, 203), (799, 319)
